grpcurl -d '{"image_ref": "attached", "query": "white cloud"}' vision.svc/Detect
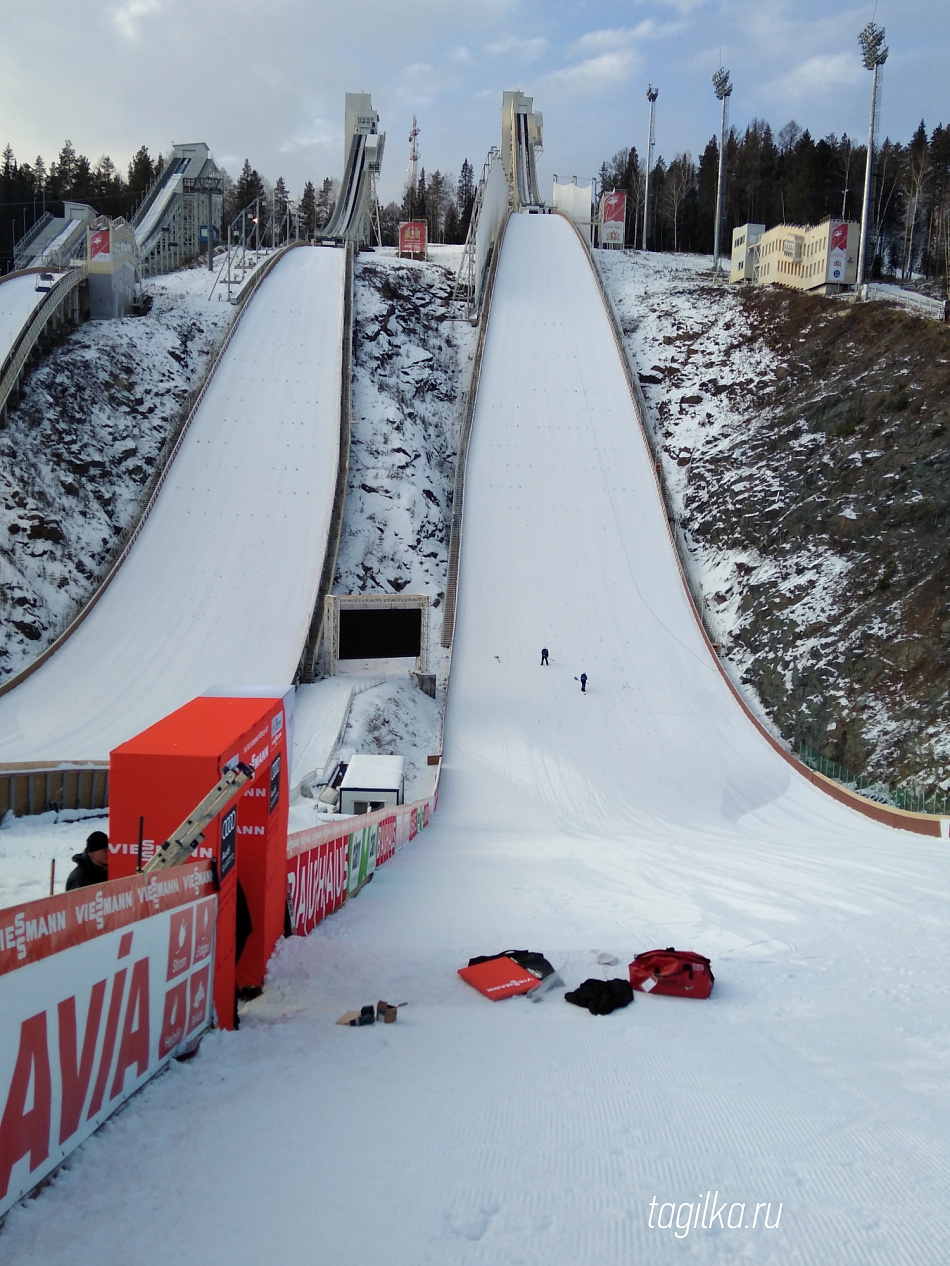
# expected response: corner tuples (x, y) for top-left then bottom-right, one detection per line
(759, 53), (863, 107)
(111, 0), (165, 41)
(278, 119), (337, 155)
(542, 50), (635, 96)
(448, 46), (471, 63)
(486, 34), (548, 61)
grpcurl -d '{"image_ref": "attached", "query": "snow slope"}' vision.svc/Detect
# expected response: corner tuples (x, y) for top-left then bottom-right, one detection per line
(0, 247), (344, 762)
(0, 272), (63, 364)
(2, 218), (948, 1265)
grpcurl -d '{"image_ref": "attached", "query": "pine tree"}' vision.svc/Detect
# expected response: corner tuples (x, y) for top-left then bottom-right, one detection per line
(457, 159), (475, 237)
(315, 177), (337, 230)
(273, 176), (289, 243)
(299, 180), (317, 238)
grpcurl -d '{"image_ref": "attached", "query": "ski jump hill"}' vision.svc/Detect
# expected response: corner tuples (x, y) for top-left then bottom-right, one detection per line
(0, 246), (345, 763)
(3, 206), (947, 1266)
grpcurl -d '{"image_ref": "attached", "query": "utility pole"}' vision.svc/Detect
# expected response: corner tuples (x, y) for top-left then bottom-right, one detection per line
(642, 84), (658, 251)
(407, 115), (420, 217)
(857, 21), (888, 290)
(712, 65), (733, 276)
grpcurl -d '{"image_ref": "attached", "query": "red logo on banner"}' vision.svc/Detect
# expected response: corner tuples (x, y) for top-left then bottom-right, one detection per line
(830, 223), (848, 251)
(193, 898), (215, 964)
(166, 909), (194, 981)
(159, 982), (188, 1058)
(187, 966), (211, 1034)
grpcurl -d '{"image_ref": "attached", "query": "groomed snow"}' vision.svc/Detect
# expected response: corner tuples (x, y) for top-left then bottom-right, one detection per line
(1, 218), (948, 1265)
(0, 247), (344, 763)
(0, 272), (64, 364)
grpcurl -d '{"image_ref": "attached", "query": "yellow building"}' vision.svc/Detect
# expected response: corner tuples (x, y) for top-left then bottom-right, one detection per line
(730, 219), (859, 294)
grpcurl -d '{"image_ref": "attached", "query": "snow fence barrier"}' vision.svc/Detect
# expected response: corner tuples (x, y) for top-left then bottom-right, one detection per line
(0, 862), (217, 1221)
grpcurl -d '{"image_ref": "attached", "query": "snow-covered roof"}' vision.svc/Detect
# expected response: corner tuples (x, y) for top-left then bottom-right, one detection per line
(341, 754), (405, 790)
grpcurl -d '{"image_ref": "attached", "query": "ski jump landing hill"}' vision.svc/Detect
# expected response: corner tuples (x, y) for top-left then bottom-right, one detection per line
(0, 245), (346, 766)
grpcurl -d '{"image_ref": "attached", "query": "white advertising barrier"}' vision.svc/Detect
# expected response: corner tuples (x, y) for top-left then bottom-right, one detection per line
(553, 181), (593, 241)
(0, 864), (217, 1219)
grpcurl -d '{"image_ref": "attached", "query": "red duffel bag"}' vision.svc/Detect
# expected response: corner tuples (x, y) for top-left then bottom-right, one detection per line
(629, 948), (714, 999)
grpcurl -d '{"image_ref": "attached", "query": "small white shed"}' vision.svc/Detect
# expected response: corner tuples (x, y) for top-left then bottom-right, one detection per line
(339, 755), (405, 816)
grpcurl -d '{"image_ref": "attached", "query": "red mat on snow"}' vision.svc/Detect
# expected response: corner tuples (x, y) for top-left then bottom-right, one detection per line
(457, 956), (541, 1000)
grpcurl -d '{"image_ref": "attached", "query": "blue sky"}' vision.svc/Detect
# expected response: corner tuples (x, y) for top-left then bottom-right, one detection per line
(1, 1), (945, 204)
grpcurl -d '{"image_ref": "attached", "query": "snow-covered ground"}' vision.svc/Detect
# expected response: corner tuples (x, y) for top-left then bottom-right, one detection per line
(2, 216), (948, 1265)
(0, 271), (65, 363)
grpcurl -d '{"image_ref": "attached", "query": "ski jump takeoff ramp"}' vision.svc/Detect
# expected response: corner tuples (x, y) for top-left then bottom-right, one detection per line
(0, 247), (344, 763)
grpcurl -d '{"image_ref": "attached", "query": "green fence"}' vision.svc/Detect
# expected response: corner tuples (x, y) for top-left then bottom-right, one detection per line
(799, 742), (950, 816)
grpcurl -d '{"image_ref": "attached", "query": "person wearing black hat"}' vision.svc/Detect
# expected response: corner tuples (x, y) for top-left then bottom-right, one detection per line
(66, 830), (110, 890)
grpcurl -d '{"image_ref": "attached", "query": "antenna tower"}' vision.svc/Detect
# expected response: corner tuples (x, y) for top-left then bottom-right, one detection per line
(407, 115), (420, 193)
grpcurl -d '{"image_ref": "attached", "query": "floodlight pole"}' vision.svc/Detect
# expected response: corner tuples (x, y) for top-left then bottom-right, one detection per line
(712, 66), (733, 276)
(857, 21), (888, 291)
(642, 85), (658, 251)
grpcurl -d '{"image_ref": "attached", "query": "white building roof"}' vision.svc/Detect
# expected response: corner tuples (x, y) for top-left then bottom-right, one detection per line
(341, 754), (405, 790)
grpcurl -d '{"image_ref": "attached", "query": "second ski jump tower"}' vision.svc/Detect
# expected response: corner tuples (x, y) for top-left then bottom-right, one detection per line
(501, 91), (543, 209)
(319, 93), (385, 245)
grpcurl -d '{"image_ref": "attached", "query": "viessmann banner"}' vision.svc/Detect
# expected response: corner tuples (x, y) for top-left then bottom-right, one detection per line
(0, 866), (217, 1219)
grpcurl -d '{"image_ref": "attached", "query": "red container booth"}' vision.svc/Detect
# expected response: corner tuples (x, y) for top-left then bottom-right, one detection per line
(108, 696), (290, 1029)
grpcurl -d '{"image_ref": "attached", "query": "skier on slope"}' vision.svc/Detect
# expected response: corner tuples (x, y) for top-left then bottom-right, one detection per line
(541, 647), (549, 665)
(580, 673), (587, 694)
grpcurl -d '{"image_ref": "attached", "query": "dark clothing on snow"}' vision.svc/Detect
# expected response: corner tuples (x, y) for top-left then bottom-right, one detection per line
(541, 648), (549, 665)
(565, 977), (633, 1015)
(580, 673), (587, 693)
(66, 851), (108, 891)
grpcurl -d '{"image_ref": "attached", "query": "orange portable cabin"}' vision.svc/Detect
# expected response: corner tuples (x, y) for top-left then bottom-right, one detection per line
(108, 695), (290, 1029)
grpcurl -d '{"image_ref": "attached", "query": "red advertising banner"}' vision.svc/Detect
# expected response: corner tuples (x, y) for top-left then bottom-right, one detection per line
(0, 882), (216, 1219)
(828, 221), (849, 282)
(89, 228), (110, 260)
(601, 192), (626, 247)
(399, 220), (427, 257)
(0, 864), (216, 978)
(286, 832), (349, 937)
(284, 793), (436, 936)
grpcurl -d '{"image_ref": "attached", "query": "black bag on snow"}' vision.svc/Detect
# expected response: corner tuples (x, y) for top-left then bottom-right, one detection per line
(467, 950), (556, 981)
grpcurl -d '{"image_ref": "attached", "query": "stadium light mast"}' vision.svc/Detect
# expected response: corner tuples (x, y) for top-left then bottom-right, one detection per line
(642, 84), (658, 250)
(712, 65), (733, 275)
(856, 21), (888, 290)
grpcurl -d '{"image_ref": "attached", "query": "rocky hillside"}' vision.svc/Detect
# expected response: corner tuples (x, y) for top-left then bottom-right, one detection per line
(600, 250), (950, 796)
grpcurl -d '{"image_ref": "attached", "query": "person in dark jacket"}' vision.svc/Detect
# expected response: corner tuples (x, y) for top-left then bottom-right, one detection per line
(541, 647), (549, 665)
(66, 830), (109, 890)
(580, 672), (588, 693)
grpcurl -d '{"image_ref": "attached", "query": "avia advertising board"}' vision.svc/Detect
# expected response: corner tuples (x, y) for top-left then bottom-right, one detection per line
(600, 192), (626, 247)
(0, 865), (216, 1220)
(399, 220), (427, 257)
(828, 221), (849, 282)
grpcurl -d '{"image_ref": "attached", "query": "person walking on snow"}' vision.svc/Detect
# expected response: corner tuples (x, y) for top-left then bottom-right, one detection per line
(541, 647), (549, 665)
(580, 673), (587, 693)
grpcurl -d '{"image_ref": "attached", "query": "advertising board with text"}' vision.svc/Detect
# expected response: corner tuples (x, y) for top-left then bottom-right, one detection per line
(0, 866), (216, 1219)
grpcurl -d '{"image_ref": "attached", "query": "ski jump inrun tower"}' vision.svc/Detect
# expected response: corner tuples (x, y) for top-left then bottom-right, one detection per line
(319, 93), (386, 246)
